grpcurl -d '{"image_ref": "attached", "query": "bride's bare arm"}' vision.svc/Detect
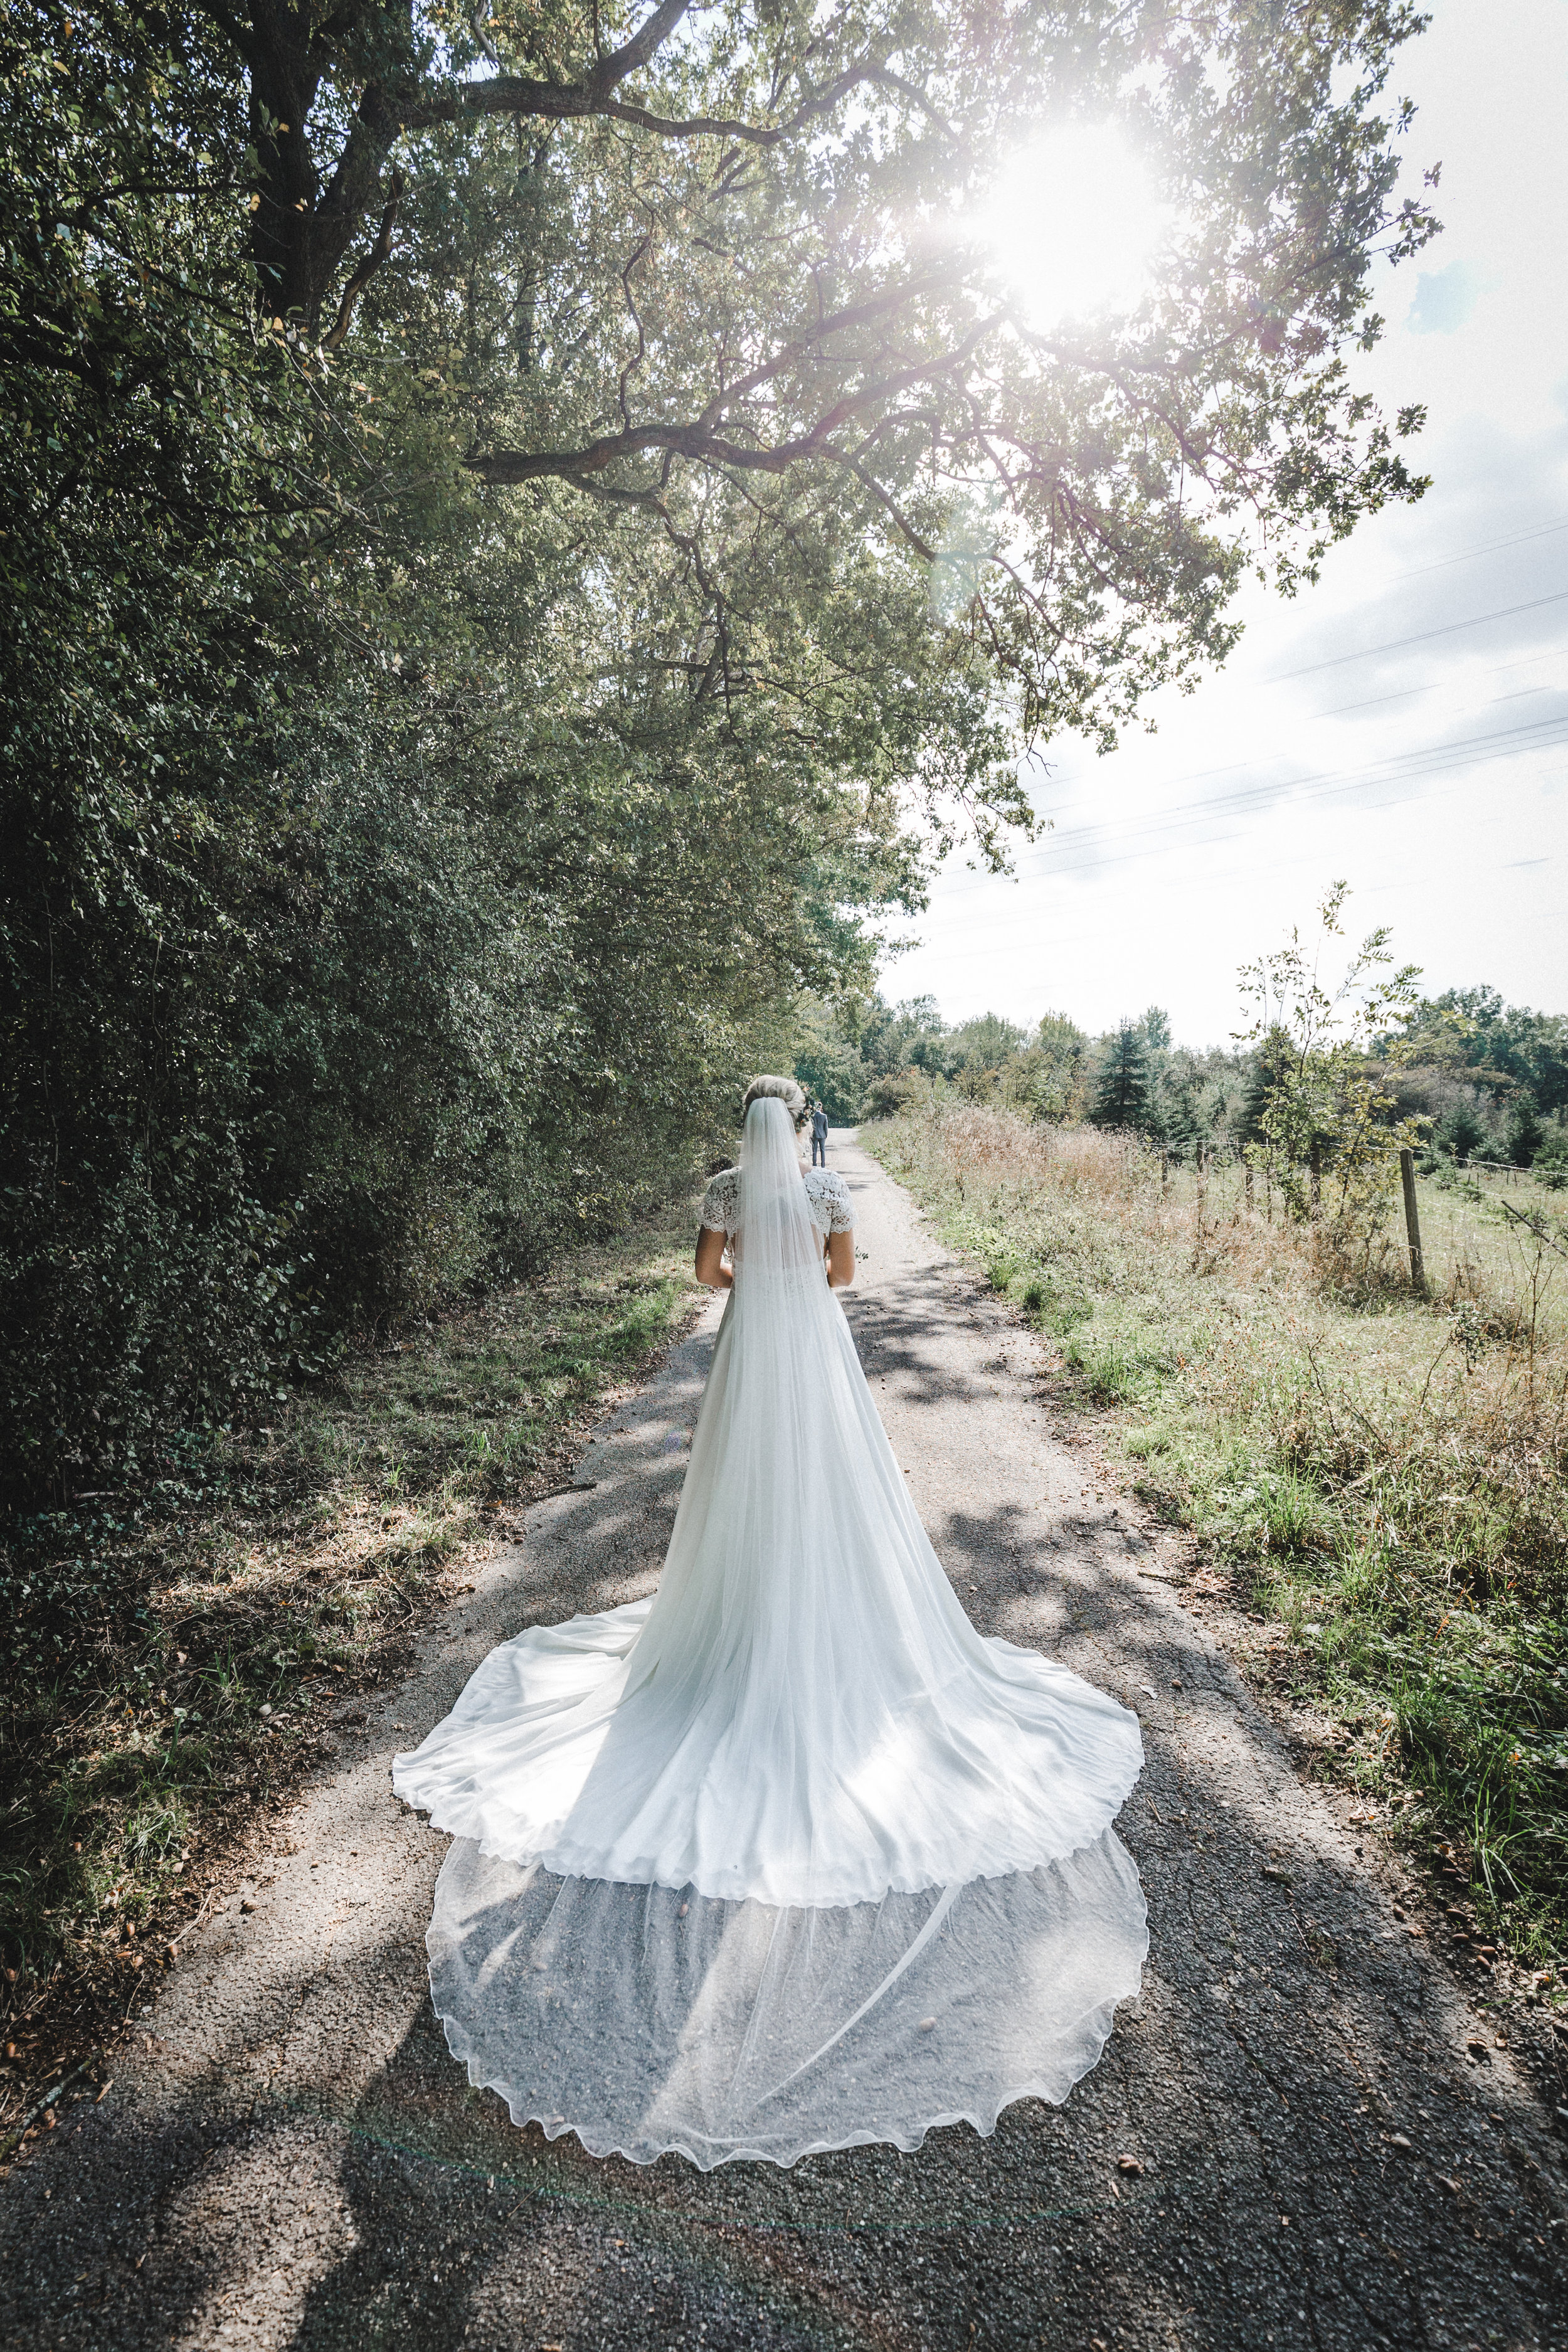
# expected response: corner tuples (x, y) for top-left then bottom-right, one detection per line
(695, 1226), (733, 1288)
(826, 1231), (855, 1288)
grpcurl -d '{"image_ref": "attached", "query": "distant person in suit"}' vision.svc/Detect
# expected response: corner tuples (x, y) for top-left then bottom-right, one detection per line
(810, 1101), (830, 1166)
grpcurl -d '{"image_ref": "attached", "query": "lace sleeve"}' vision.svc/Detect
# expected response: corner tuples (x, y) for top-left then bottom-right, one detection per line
(806, 1170), (856, 1233)
(699, 1166), (740, 1234)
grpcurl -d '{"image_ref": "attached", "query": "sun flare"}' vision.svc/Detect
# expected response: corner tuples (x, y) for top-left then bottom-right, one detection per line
(978, 123), (1167, 326)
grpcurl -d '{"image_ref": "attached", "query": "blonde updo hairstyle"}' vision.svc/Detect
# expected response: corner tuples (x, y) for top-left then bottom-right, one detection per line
(742, 1073), (810, 1132)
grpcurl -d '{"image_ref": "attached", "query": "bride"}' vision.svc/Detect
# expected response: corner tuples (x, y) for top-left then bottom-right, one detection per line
(393, 1076), (1146, 2168)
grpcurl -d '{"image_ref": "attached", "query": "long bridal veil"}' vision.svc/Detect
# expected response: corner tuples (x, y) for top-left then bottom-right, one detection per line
(394, 1095), (1147, 2168)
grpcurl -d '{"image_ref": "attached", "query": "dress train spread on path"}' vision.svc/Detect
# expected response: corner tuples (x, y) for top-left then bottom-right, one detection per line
(393, 1098), (1147, 2168)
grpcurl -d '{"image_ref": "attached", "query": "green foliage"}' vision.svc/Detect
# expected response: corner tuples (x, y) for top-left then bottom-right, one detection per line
(862, 1067), (935, 1123)
(858, 997), (949, 1079)
(869, 1098), (1568, 1966)
(0, 0), (922, 1502)
(1439, 1100), (1490, 1165)
(790, 998), (869, 1123)
(1537, 1133), (1568, 1192)
(2, 0), (1444, 1510)
(1090, 1023), (1152, 1130)
(1505, 1098), (1545, 1169)
(1066, 1328), (1155, 1404)
(1399, 987), (1568, 1116)
(988, 1014), (1093, 1125)
(948, 1014), (1032, 1074)
(1236, 883), (1426, 1258)
(0, 1195), (701, 2015)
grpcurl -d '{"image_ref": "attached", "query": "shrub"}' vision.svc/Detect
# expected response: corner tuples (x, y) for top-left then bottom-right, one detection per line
(862, 1069), (933, 1122)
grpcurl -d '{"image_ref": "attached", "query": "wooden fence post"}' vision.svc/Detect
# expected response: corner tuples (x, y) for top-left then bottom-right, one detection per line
(1309, 1140), (1322, 1217)
(1160, 1150), (1169, 1197)
(1399, 1147), (1426, 1296)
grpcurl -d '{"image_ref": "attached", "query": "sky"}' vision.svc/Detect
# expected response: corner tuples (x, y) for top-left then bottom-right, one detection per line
(879, 0), (1568, 1049)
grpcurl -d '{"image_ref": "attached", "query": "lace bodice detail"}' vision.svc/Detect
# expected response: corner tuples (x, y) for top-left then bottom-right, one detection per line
(700, 1163), (855, 1238)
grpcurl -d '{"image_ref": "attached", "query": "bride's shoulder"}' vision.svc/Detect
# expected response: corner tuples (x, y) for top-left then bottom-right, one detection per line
(803, 1167), (856, 1231)
(699, 1163), (742, 1232)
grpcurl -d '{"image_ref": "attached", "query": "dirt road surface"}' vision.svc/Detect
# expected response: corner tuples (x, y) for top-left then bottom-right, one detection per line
(3, 1132), (1564, 2351)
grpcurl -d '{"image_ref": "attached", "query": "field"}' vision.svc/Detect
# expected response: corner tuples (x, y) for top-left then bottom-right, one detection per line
(868, 1105), (1568, 1969)
(0, 1197), (706, 2107)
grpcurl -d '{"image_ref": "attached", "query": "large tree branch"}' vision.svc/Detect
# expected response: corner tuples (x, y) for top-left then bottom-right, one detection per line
(683, 271), (968, 435)
(587, 0), (694, 90)
(321, 172), (403, 351)
(830, 452), (936, 561)
(467, 313), (1003, 487)
(400, 47), (913, 149)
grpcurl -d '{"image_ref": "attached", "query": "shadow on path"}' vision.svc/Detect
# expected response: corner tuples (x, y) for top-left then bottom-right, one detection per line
(1, 1135), (1563, 2351)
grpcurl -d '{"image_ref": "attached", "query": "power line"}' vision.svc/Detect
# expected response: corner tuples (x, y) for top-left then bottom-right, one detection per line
(1267, 588), (1568, 682)
(1028, 640), (1568, 810)
(884, 519), (1568, 997)
(1316, 647), (1563, 721)
(1374, 514), (1568, 587)
(1039, 711), (1568, 874)
(925, 706), (1568, 901)
(886, 861), (1393, 975)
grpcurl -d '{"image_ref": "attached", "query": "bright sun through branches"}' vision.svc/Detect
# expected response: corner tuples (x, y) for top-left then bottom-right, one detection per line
(975, 124), (1168, 326)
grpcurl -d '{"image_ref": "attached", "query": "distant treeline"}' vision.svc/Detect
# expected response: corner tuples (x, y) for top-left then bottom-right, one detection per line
(796, 986), (1568, 1174)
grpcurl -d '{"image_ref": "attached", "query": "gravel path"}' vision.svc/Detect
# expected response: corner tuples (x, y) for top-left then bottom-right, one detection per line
(4, 1132), (1564, 2351)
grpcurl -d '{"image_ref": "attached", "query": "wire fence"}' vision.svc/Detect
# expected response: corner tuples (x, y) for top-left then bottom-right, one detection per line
(1138, 1135), (1564, 1315)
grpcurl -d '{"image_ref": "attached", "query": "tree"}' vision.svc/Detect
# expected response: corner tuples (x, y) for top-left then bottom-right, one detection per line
(950, 1014), (1030, 1073)
(0, 0), (1443, 1495)
(857, 995), (946, 1077)
(13, 0), (1438, 775)
(1009, 1011), (1089, 1123)
(790, 997), (871, 1123)
(1438, 1100), (1488, 1166)
(1239, 1029), (1294, 1148)
(1504, 1098), (1544, 1168)
(1396, 988), (1568, 1116)
(1091, 1024), (1151, 1131)
(1236, 885), (1425, 1246)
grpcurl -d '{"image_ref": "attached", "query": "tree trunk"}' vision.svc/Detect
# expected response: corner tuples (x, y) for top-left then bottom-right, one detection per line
(242, 1), (410, 330)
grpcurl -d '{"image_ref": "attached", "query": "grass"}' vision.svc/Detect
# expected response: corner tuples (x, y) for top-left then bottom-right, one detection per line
(0, 1195), (706, 2109)
(869, 1105), (1568, 1982)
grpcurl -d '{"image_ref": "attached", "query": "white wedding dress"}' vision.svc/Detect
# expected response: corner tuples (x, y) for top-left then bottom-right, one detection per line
(393, 1098), (1147, 2168)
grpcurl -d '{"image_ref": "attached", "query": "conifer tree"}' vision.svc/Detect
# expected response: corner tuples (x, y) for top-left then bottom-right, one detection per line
(1505, 1098), (1545, 1167)
(1091, 1024), (1152, 1131)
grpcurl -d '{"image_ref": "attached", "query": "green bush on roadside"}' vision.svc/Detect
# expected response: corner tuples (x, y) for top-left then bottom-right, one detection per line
(0, 1201), (703, 2067)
